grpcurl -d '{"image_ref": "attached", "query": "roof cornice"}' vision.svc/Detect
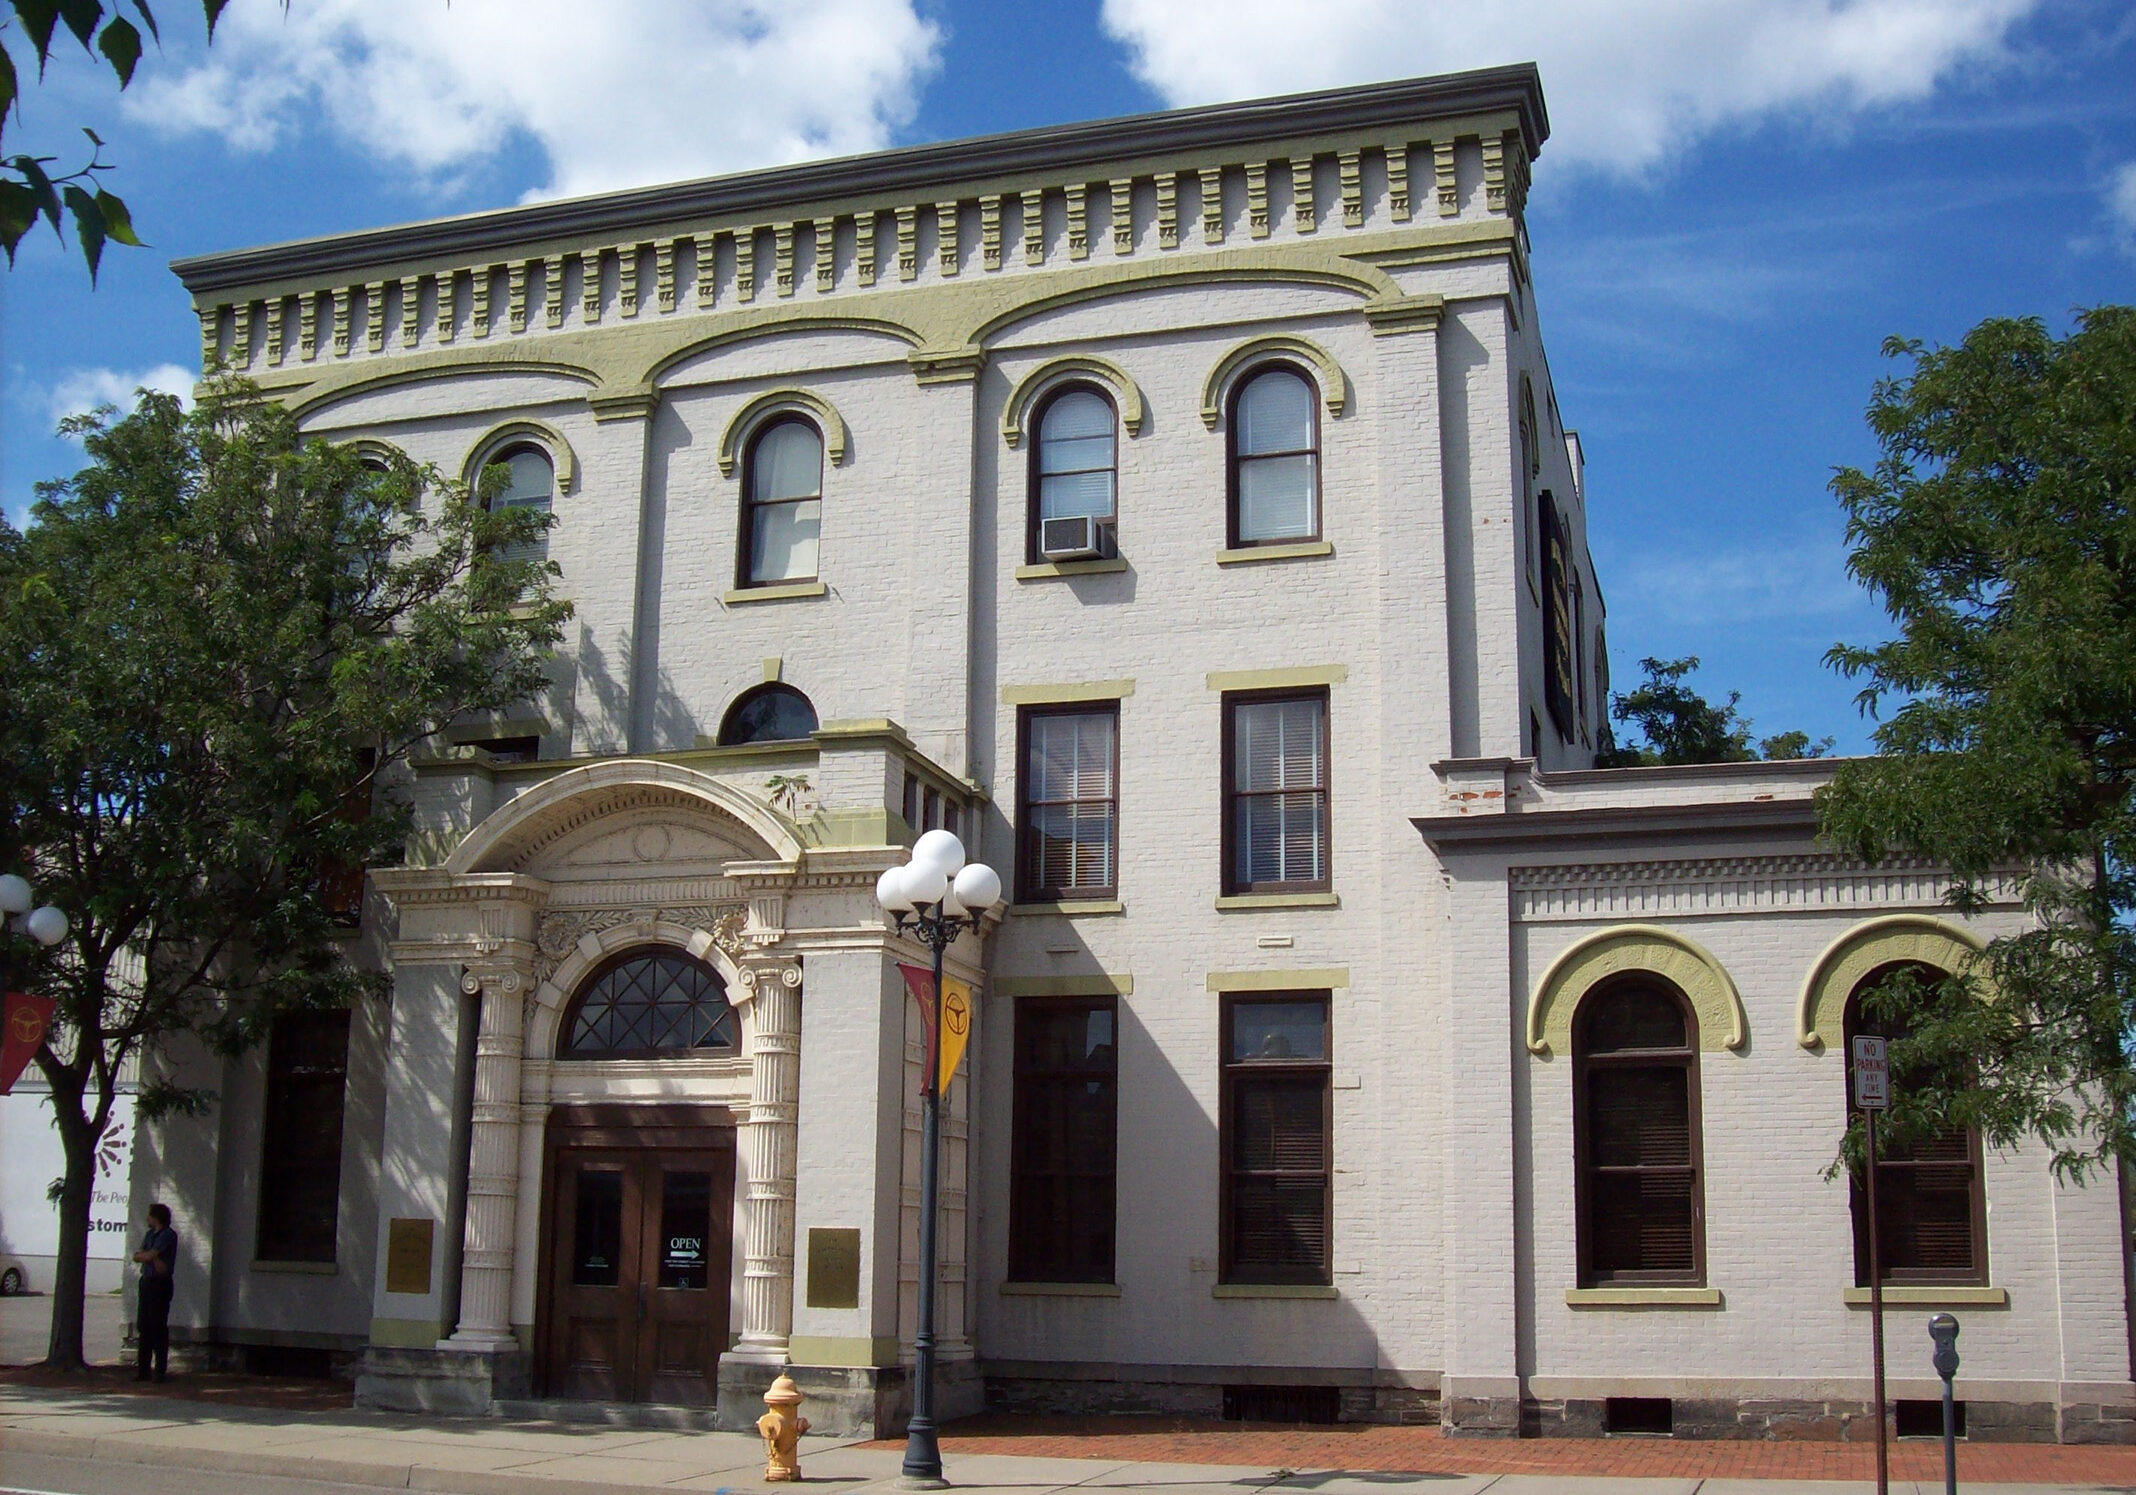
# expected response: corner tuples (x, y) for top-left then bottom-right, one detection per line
(171, 64), (1546, 295)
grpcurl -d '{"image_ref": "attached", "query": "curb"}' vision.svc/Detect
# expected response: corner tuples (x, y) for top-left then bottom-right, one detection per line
(0, 1426), (686, 1495)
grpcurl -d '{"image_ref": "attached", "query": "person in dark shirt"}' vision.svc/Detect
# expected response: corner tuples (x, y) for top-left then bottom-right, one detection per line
(131, 1202), (178, 1382)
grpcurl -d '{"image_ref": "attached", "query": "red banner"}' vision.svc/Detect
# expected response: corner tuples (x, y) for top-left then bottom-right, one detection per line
(1, 991), (55, 1095)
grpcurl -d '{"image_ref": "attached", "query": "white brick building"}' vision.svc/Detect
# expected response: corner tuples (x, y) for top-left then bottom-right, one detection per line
(133, 65), (2133, 1443)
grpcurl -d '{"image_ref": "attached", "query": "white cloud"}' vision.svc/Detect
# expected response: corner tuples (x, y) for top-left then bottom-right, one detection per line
(122, 0), (942, 200)
(46, 365), (197, 434)
(2108, 161), (2136, 245)
(1613, 540), (1865, 627)
(1099, 0), (2039, 174)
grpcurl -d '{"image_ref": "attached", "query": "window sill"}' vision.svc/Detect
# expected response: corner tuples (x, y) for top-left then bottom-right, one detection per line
(1010, 899), (1125, 917)
(1016, 557), (1129, 581)
(1213, 1283), (1338, 1300)
(1215, 892), (1340, 911)
(999, 1281), (1121, 1297)
(1565, 1286), (1720, 1308)
(252, 1260), (338, 1275)
(724, 581), (827, 605)
(1216, 541), (1334, 567)
(1843, 1286), (2007, 1307)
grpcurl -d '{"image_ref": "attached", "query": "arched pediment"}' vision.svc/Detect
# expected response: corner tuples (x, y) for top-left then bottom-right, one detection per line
(1000, 355), (1147, 449)
(1797, 914), (1990, 1050)
(447, 759), (803, 875)
(1529, 924), (1748, 1058)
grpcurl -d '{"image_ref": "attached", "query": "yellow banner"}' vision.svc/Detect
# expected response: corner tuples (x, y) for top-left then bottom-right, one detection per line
(938, 977), (972, 1094)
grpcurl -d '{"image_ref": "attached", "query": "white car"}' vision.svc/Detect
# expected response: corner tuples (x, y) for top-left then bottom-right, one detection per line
(0, 1254), (29, 1295)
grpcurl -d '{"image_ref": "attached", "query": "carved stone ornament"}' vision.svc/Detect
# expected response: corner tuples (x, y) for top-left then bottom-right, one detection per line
(534, 903), (749, 987)
(737, 958), (803, 995)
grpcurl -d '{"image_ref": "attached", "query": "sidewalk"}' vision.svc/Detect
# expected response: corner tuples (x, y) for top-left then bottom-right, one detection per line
(4, 1381), (2135, 1495)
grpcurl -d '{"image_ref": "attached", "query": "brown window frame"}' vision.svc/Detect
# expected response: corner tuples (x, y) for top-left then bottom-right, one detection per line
(558, 948), (741, 1060)
(1220, 992), (1333, 1286)
(1221, 687), (1331, 897)
(1225, 363), (1322, 549)
(1571, 979), (1706, 1287)
(736, 415), (824, 589)
(1015, 702), (1121, 903)
(1007, 996), (1119, 1284)
(1844, 968), (1988, 1287)
(1026, 382), (1120, 564)
(255, 1008), (353, 1265)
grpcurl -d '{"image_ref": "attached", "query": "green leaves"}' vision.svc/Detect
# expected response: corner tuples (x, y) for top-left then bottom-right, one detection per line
(2, 1), (270, 282)
(1597, 656), (1829, 767)
(1820, 305), (2136, 1178)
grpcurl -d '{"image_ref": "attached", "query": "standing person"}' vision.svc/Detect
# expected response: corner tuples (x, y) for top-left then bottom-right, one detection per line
(131, 1203), (177, 1383)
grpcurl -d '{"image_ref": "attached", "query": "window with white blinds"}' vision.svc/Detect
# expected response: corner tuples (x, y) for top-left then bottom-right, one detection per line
(1229, 367), (1320, 545)
(1573, 982), (1704, 1285)
(486, 446), (553, 568)
(1017, 705), (1118, 901)
(1035, 388), (1117, 526)
(1224, 691), (1329, 894)
(742, 418), (823, 585)
(1222, 995), (1331, 1285)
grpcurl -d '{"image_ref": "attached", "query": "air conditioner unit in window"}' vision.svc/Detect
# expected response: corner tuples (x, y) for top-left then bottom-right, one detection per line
(1039, 515), (1103, 560)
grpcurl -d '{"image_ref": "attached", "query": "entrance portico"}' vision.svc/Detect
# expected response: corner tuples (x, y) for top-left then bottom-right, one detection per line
(355, 748), (986, 1433)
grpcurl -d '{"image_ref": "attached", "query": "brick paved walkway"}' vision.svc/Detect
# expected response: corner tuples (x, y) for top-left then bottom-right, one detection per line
(869, 1414), (2136, 1484)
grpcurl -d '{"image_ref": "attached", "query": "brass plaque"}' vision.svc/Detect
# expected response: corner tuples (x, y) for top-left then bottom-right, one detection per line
(385, 1217), (434, 1295)
(806, 1227), (861, 1309)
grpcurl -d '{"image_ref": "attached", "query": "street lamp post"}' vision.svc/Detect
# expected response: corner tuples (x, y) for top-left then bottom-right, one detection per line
(874, 830), (1001, 1490)
(0, 870), (71, 983)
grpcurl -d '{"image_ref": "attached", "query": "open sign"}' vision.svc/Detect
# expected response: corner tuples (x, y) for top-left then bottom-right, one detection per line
(1851, 1035), (1890, 1110)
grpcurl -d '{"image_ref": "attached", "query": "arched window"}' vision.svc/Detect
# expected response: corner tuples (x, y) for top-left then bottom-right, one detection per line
(717, 683), (818, 746)
(559, 949), (739, 1059)
(1573, 979), (1703, 1285)
(1227, 366), (1320, 547)
(1029, 385), (1117, 561)
(740, 418), (822, 586)
(483, 445), (554, 567)
(1844, 965), (1986, 1285)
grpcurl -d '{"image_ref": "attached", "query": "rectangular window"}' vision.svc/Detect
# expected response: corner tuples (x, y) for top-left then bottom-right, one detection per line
(923, 785), (941, 833)
(902, 772), (920, 834)
(1008, 998), (1118, 1283)
(1223, 691), (1328, 895)
(1016, 705), (1120, 902)
(256, 1008), (352, 1263)
(1222, 994), (1331, 1285)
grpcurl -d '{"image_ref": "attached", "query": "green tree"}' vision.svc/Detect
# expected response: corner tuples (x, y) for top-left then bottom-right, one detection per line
(1597, 655), (1831, 766)
(2, 2), (257, 277)
(1819, 306), (2136, 1177)
(0, 379), (570, 1369)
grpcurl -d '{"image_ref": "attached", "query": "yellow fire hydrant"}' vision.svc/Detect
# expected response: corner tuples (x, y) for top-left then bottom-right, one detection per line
(757, 1372), (810, 1482)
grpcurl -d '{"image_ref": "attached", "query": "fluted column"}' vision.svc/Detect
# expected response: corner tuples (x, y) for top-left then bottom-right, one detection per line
(730, 953), (803, 1363)
(447, 958), (531, 1348)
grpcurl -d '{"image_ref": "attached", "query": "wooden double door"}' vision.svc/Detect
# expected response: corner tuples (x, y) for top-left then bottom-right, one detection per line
(541, 1109), (734, 1405)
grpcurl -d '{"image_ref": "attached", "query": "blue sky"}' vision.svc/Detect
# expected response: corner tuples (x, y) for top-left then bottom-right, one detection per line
(2, 0), (2132, 753)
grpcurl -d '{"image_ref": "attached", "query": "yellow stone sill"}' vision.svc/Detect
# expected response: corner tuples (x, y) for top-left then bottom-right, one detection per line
(999, 1281), (1121, 1297)
(1215, 892), (1340, 911)
(724, 580), (827, 605)
(1216, 540), (1334, 567)
(1016, 557), (1129, 581)
(1213, 1283), (1339, 1300)
(1565, 1286), (1721, 1308)
(1843, 1285), (2007, 1307)
(1009, 899), (1125, 917)
(251, 1259), (338, 1275)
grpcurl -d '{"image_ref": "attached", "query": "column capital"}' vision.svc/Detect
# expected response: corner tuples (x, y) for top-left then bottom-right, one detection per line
(461, 950), (537, 999)
(735, 954), (803, 1003)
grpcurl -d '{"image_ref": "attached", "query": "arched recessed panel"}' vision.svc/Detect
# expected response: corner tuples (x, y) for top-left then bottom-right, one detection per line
(716, 388), (850, 477)
(1530, 924), (1747, 1058)
(1798, 915), (1990, 1050)
(445, 760), (804, 872)
(461, 417), (578, 493)
(1201, 335), (1348, 430)
(1002, 355), (1147, 448)
(559, 948), (738, 1058)
(718, 683), (819, 746)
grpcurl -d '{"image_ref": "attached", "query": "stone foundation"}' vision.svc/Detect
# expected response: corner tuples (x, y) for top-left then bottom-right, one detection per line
(985, 1369), (1440, 1427)
(2060, 1402), (2136, 1444)
(713, 1358), (971, 1438)
(353, 1345), (530, 1416)
(1523, 1395), (2068, 1444)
